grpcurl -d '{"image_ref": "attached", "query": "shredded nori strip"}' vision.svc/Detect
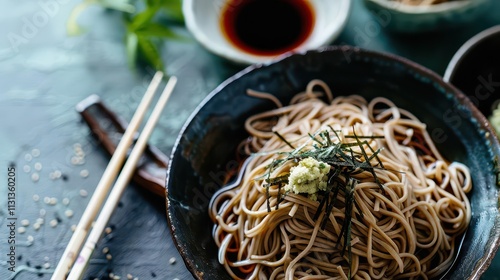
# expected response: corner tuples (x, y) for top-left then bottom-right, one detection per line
(260, 128), (391, 280)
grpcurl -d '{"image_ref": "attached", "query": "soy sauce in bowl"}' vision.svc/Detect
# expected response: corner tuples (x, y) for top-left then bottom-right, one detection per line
(220, 0), (315, 57)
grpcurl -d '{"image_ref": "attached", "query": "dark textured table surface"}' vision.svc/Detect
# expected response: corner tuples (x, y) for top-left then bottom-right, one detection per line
(1, 1), (499, 279)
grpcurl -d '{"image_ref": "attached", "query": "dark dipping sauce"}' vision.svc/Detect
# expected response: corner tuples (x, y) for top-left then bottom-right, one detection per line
(221, 0), (315, 56)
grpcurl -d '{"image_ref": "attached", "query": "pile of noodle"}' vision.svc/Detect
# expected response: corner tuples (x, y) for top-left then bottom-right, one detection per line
(209, 80), (471, 280)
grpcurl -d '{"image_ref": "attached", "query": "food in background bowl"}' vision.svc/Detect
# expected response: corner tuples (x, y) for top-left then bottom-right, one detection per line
(363, 0), (489, 33)
(391, 0), (462, 6)
(166, 47), (500, 280)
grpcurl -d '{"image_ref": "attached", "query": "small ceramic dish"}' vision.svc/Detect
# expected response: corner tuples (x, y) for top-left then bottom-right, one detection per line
(363, 0), (489, 33)
(166, 46), (500, 280)
(444, 25), (500, 118)
(182, 0), (351, 64)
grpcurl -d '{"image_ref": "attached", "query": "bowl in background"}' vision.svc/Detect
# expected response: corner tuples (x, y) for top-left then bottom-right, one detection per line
(182, 0), (351, 64)
(444, 25), (500, 118)
(165, 46), (500, 279)
(363, 0), (489, 33)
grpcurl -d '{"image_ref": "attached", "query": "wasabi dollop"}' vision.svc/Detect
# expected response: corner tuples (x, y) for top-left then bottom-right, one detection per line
(285, 157), (330, 201)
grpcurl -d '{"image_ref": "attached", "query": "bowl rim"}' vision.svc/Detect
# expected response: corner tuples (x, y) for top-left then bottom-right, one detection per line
(165, 45), (500, 280)
(365, 0), (482, 14)
(444, 25), (500, 83)
(182, 0), (352, 65)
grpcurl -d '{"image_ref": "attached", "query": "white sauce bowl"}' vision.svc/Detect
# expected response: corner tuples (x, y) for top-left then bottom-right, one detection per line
(183, 0), (352, 64)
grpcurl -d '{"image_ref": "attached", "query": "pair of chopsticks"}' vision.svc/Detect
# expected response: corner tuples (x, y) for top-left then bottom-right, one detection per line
(52, 72), (177, 280)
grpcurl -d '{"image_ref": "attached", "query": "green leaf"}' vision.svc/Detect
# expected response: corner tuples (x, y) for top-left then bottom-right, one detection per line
(129, 5), (160, 31)
(136, 23), (181, 39)
(162, 0), (183, 22)
(126, 32), (139, 68)
(97, 0), (135, 13)
(137, 35), (164, 70)
(146, 0), (162, 8)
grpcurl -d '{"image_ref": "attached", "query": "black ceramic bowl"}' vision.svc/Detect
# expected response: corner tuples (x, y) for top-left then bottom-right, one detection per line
(166, 46), (500, 280)
(444, 25), (500, 118)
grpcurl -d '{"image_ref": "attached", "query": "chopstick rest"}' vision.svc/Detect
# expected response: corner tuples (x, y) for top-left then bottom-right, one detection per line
(76, 95), (169, 197)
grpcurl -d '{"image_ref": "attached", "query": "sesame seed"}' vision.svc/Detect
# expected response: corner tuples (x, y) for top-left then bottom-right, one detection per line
(23, 165), (31, 173)
(39, 209), (46, 216)
(79, 189), (88, 197)
(54, 170), (62, 178)
(43, 262), (50, 269)
(65, 209), (74, 218)
(31, 173), (40, 182)
(31, 148), (40, 157)
(33, 194), (40, 202)
(62, 197), (70, 205)
(21, 219), (30, 227)
(73, 143), (82, 149)
(33, 223), (41, 230)
(71, 224), (77, 232)
(71, 156), (80, 165)
(169, 257), (176, 265)
(49, 219), (58, 227)
(18, 227), (26, 234)
(24, 153), (32, 162)
(102, 247), (109, 254)
(106, 254), (112, 260)
(105, 227), (112, 234)
(43, 197), (51, 204)
(80, 169), (89, 178)
(49, 197), (58, 205)
(36, 218), (44, 224)
(75, 149), (85, 157)
(127, 274), (133, 280)
(34, 162), (42, 171)
(27, 235), (34, 242)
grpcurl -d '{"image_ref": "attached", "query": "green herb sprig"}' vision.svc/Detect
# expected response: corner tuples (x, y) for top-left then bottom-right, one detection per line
(263, 127), (388, 279)
(67, 0), (184, 70)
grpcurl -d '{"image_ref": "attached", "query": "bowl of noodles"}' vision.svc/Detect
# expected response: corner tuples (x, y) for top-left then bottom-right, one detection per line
(166, 46), (500, 280)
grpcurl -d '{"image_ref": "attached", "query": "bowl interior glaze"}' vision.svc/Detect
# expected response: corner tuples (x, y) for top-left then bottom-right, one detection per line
(166, 46), (500, 280)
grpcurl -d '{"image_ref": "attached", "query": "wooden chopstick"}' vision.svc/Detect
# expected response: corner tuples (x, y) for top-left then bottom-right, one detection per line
(51, 71), (165, 280)
(66, 76), (177, 279)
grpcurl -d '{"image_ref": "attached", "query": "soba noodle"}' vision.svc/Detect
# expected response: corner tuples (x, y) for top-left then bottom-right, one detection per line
(209, 80), (471, 280)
